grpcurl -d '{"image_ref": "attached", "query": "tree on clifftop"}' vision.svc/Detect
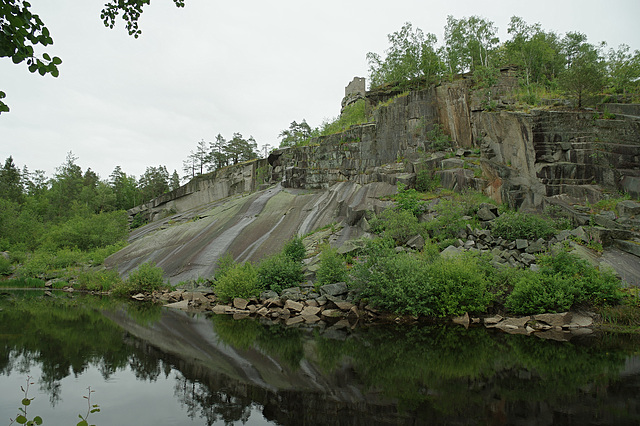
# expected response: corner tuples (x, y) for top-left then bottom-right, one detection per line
(559, 33), (606, 108)
(0, 0), (185, 113)
(366, 22), (443, 89)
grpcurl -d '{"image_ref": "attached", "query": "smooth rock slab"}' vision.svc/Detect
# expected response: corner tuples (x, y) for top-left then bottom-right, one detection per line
(284, 299), (304, 312)
(164, 300), (190, 310)
(233, 298), (248, 310)
(533, 312), (572, 327)
(319, 282), (349, 297)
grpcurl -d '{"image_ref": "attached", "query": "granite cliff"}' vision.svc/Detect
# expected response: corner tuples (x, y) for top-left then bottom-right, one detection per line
(104, 72), (640, 284)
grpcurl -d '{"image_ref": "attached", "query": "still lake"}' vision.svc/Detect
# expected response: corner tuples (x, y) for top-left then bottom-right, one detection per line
(1, 290), (639, 425)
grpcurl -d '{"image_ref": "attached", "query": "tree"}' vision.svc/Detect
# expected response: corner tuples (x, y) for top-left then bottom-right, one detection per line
(278, 120), (313, 147)
(138, 165), (170, 203)
(504, 16), (563, 87)
(0, 156), (23, 203)
(208, 133), (229, 171)
(606, 44), (640, 95)
(170, 170), (181, 191)
(225, 133), (258, 165)
(366, 22), (443, 88)
(444, 15), (499, 75)
(559, 36), (606, 108)
(1, 0), (185, 113)
(109, 166), (139, 210)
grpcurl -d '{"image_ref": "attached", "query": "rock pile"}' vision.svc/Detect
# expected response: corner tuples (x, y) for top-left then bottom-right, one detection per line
(453, 311), (597, 342)
(153, 282), (382, 326)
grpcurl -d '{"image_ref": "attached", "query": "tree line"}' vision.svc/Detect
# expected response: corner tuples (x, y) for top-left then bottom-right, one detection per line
(366, 16), (640, 107)
(181, 132), (259, 180)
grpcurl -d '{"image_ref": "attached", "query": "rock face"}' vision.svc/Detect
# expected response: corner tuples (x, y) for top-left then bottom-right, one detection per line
(108, 73), (640, 284)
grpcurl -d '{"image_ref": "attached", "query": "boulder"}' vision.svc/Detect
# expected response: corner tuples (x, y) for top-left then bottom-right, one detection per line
(285, 316), (304, 326)
(233, 298), (249, 310)
(284, 299), (304, 313)
(441, 245), (463, 259)
(319, 282), (349, 297)
(477, 206), (497, 221)
(533, 312), (572, 327)
(281, 287), (303, 301)
(406, 234), (425, 251)
(617, 200), (640, 217)
(301, 306), (321, 316)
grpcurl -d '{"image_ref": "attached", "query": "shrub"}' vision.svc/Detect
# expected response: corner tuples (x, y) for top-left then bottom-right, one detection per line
(315, 245), (348, 286)
(415, 169), (440, 193)
(352, 246), (493, 317)
(491, 211), (556, 241)
(43, 211), (129, 251)
(372, 209), (426, 245)
(423, 198), (472, 243)
(113, 261), (167, 296)
(0, 256), (11, 275)
(505, 251), (622, 314)
(76, 269), (123, 292)
(394, 183), (426, 217)
(215, 262), (261, 303)
(257, 253), (303, 294)
(214, 252), (236, 281)
(282, 236), (306, 262)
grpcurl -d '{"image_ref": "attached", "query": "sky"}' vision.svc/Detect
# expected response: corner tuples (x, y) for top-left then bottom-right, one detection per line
(1, 0), (639, 181)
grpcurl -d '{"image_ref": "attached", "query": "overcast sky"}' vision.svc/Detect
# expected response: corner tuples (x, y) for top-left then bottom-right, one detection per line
(2, 0), (639, 181)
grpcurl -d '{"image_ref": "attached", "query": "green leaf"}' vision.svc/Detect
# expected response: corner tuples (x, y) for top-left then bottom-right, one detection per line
(77, 420), (88, 426)
(34, 416), (43, 425)
(42, 53), (51, 61)
(52, 56), (62, 65)
(21, 398), (31, 406)
(29, 64), (38, 73)
(16, 414), (28, 424)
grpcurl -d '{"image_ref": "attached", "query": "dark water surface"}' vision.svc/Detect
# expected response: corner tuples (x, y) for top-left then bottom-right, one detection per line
(1, 290), (639, 425)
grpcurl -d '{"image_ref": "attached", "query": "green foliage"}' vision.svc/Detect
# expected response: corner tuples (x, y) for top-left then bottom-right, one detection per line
(506, 251), (622, 314)
(214, 252), (236, 281)
(257, 253), (303, 294)
(0, 277), (46, 288)
(318, 100), (366, 136)
(370, 208), (427, 245)
(214, 262), (261, 303)
(352, 248), (494, 317)
(367, 22), (443, 88)
(282, 236), (306, 262)
(0, 255), (11, 275)
(415, 169), (440, 192)
(278, 119), (313, 148)
(394, 183), (426, 217)
(425, 124), (453, 151)
(76, 269), (122, 292)
(112, 262), (166, 296)
(491, 211), (556, 241)
(42, 211), (129, 252)
(315, 245), (348, 286)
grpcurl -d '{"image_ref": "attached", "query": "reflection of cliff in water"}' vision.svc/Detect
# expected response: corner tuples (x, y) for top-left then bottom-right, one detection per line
(106, 307), (640, 426)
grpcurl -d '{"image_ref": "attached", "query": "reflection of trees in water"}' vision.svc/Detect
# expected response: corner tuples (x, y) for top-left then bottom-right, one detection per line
(0, 295), (170, 403)
(173, 373), (253, 426)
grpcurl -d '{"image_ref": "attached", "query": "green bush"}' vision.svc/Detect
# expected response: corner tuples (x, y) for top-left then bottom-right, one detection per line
(0, 256), (11, 275)
(43, 211), (129, 251)
(352, 246), (493, 317)
(315, 245), (348, 286)
(282, 236), (306, 262)
(257, 253), (303, 294)
(76, 269), (122, 292)
(113, 261), (167, 296)
(416, 169), (440, 193)
(214, 252), (236, 281)
(318, 99), (367, 136)
(394, 183), (426, 217)
(506, 251), (622, 314)
(371, 209), (427, 245)
(491, 211), (556, 241)
(423, 198), (474, 243)
(215, 262), (261, 303)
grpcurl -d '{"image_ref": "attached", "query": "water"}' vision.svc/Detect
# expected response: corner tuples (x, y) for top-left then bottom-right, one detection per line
(1, 290), (639, 425)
